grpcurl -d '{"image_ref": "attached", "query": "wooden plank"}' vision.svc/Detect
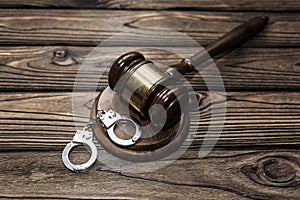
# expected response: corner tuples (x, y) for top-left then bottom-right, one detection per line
(97, 0), (300, 11)
(0, 0), (96, 8)
(0, 0), (298, 11)
(0, 91), (299, 151)
(0, 10), (297, 47)
(1, 46), (300, 91)
(1, 150), (300, 199)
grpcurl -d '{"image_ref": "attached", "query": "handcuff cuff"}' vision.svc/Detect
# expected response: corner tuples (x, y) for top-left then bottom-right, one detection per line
(62, 16), (268, 172)
(62, 109), (142, 172)
(62, 122), (97, 172)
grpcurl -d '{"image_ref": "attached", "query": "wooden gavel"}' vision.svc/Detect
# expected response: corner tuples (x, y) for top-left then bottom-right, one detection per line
(63, 17), (270, 171)
(108, 16), (269, 129)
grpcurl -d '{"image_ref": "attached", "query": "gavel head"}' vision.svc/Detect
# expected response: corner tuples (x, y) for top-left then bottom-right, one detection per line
(108, 51), (189, 129)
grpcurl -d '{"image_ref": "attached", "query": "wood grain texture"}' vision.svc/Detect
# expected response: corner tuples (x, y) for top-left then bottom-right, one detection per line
(0, 91), (299, 151)
(0, 0), (96, 8)
(0, 0), (298, 11)
(1, 150), (300, 199)
(0, 10), (297, 47)
(0, 1), (298, 199)
(1, 46), (300, 91)
(97, 0), (300, 11)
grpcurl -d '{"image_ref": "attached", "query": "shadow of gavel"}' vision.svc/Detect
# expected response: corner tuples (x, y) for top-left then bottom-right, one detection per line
(108, 16), (269, 129)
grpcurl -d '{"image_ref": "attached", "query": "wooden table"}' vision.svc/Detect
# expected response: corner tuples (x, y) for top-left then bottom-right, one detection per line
(0, 1), (299, 199)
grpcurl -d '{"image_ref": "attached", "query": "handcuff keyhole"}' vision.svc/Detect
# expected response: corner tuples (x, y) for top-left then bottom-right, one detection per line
(69, 145), (91, 165)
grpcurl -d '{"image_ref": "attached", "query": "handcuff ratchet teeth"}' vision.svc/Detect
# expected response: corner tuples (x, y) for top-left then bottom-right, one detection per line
(98, 109), (142, 147)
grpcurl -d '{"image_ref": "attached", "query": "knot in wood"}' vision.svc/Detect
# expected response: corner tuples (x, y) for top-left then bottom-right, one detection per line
(53, 49), (69, 62)
(52, 48), (77, 66)
(260, 158), (296, 183)
(241, 155), (300, 187)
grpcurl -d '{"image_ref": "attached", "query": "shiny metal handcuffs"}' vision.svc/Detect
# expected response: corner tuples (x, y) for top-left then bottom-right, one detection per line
(62, 125), (97, 172)
(62, 110), (141, 172)
(98, 110), (142, 146)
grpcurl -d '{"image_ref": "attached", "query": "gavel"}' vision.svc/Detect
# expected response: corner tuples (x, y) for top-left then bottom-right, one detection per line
(62, 16), (269, 171)
(108, 16), (269, 129)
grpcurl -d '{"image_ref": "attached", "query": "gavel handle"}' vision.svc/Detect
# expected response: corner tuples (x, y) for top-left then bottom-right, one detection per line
(171, 16), (269, 74)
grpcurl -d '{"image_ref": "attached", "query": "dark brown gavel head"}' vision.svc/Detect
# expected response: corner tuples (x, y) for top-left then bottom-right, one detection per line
(108, 51), (189, 129)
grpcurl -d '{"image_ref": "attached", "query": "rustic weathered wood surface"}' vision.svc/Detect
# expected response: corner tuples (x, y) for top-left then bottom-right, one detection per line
(1, 150), (300, 199)
(1, 46), (300, 91)
(0, 0), (299, 199)
(0, 10), (298, 47)
(0, 0), (299, 11)
(0, 91), (299, 151)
